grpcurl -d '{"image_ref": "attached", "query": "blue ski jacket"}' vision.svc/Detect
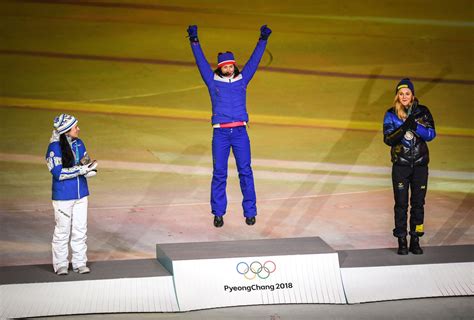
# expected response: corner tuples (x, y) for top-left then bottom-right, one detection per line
(46, 138), (90, 200)
(190, 40), (267, 125)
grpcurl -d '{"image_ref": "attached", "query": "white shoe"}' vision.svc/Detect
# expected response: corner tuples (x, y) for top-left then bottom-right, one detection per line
(56, 266), (68, 275)
(73, 266), (90, 274)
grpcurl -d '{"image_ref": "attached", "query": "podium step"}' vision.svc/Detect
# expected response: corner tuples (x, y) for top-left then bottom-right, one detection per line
(339, 245), (474, 303)
(0, 259), (179, 319)
(157, 237), (346, 311)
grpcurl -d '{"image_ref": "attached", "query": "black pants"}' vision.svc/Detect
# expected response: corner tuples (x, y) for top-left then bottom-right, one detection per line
(392, 165), (428, 238)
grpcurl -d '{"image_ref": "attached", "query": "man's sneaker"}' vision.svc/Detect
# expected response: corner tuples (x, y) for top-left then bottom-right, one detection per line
(214, 216), (224, 228)
(245, 217), (256, 226)
(73, 266), (91, 274)
(56, 266), (68, 276)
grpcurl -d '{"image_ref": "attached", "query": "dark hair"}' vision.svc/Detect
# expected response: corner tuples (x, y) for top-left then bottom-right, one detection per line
(214, 65), (240, 78)
(59, 133), (75, 168)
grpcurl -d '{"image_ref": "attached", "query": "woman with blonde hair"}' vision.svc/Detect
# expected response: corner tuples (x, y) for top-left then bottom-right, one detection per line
(383, 79), (436, 255)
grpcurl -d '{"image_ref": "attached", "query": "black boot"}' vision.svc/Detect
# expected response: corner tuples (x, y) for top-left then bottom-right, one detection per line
(245, 217), (256, 226)
(213, 216), (224, 228)
(397, 237), (408, 255)
(409, 235), (423, 254)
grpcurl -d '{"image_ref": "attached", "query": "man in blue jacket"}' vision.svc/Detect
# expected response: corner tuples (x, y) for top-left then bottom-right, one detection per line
(187, 24), (272, 227)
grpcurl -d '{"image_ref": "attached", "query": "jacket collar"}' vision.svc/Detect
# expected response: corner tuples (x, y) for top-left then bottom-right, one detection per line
(214, 73), (243, 83)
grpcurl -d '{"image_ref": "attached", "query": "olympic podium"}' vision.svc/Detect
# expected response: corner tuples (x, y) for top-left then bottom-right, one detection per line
(1, 238), (473, 318)
(156, 237), (347, 311)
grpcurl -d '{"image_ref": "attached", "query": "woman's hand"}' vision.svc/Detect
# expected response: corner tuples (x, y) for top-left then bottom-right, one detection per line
(402, 114), (417, 131)
(187, 25), (199, 42)
(260, 25), (272, 40)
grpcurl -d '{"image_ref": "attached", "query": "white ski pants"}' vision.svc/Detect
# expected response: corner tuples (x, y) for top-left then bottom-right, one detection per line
(52, 197), (88, 271)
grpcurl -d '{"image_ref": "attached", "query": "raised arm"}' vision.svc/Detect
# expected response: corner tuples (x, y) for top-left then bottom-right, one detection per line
(241, 25), (272, 83)
(187, 25), (213, 86)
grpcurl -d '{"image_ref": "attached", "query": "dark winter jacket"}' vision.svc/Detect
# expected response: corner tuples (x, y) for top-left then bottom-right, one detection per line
(383, 103), (436, 166)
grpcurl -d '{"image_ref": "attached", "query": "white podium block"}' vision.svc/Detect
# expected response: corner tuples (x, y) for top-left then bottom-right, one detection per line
(0, 259), (179, 319)
(339, 245), (474, 303)
(156, 237), (346, 311)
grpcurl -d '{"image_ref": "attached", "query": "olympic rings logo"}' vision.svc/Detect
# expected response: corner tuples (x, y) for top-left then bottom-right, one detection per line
(236, 261), (276, 280)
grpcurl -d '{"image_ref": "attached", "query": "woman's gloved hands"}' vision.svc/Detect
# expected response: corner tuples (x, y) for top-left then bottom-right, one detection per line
(187, 25), (199, 42)
(79, 160), (98, 178)
(260, 25), (272, 40)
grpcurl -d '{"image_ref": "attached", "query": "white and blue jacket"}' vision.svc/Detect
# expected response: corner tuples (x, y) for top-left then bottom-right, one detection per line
(46, 137), (89, 200)
(191, 40), (267, 124)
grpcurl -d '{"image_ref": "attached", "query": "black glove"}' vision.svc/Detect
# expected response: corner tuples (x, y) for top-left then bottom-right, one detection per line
(259, 24), (272, 40)
(402, 114), (417, 131)
(187, 25), (198, 42)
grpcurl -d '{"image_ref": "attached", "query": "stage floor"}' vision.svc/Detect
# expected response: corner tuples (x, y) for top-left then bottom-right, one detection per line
(1, 186), (472, 267)
(1, 0), (473, 269)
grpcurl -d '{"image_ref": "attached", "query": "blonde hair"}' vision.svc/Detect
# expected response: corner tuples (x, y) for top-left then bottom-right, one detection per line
(393, 92), (415, 120)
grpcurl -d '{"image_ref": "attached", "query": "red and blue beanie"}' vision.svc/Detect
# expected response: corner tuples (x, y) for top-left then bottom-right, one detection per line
(217, 51), (235, 68)
(396, 78), (415, 95)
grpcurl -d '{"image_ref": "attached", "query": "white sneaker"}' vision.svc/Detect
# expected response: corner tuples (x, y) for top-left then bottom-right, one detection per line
(56, 266), (68, 275)
(73, 266), (90, 274)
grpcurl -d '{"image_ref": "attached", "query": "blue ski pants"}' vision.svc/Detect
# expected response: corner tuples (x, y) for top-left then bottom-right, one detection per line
(211, 126), (257, 218)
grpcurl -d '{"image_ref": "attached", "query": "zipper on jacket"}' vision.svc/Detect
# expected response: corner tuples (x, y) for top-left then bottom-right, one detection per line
(73, 140), (81, 199)
(410, 135), (414, 168)
(77, 176), (80, 199)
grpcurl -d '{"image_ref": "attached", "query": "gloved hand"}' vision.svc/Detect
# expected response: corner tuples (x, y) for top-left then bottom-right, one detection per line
(84, 170), (97, 178)
(79, 160), (98, 175)
(260, 24), (272, 40)
(187, 25), (198, 42)
(401, 114), (417, 131)
(80, 153), (92, 165)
